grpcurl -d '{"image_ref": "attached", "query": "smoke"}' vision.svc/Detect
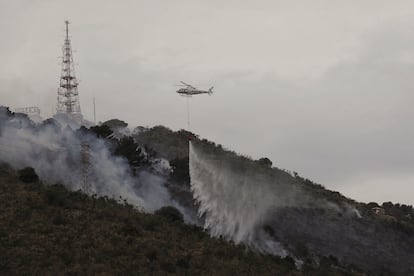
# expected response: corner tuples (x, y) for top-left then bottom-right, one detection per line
(0, 107), (180, 213)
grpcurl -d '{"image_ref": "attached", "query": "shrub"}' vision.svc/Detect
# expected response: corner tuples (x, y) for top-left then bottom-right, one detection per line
(146, 250), (158, 261)
(155, 206), (184, 223)
(90, 124), (113, 138)
(18, 167), (39, 183)
(282, 256), (296, 270)
(176, 257), (190, 269)
(115, 136), (145, 169)
(170, 157), (190, 183)
(258, 157), (272, 167)
(52, 214), (66, 225)
(102, 119), (128, 129)
(161, 261), (176, 273)
(45, 186), (67, 207)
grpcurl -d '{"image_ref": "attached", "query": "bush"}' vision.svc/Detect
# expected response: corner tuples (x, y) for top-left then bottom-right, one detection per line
(155, 206), (184, 223)
(176, 257), (190, 269)
(52, 214), (66, 225)
(161, 261), (176, 273)
(146, 250), (158, 261)
(282, 256), (296, 270)
(115, 136), (145, 169)
(90, 124), (113, 138)
(18, 167), (39, 183)
(45, 186), (67, 207)
(102, 119), (128, 129)
(258, 157), (272, 167)
(170, 157), (190, 183)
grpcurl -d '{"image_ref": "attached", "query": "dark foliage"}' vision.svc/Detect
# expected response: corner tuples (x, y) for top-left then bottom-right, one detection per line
(170, 157), (190, 183)
(133, 125), (196, 160)
(258, 157), (273, 167)
(102, 119), (128, 129)
(114, 136), (145, 169)
(283, 256), (296, 270)
(45, 184), (68, 207)
(89, 124), (113, 139)
(381, 201), (414, 222)
(18, 167), (39, 183)
(155, 206), (184, 223)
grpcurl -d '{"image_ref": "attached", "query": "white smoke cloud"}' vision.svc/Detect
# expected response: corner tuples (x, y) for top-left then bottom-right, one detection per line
(0, 107), (180, 213)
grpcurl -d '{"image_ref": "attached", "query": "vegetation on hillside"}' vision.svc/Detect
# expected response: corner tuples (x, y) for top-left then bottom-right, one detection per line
(0, 164), (357, 275)
(1, 108), (411, 274)
(135, 125), (414, 227)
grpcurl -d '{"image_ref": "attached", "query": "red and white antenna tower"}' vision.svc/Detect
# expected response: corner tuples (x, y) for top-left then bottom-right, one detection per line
(56, 20), (83, 121)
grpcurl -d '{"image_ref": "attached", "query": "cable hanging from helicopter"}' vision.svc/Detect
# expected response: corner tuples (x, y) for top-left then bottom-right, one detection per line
(176, 81), (214, 137)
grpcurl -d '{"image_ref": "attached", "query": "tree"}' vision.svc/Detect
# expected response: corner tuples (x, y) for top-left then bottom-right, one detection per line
(258, 157), (272, 168)
(115, 136), (145, 170)
(170, 157), (190, 183)
(102, 119), (128, 129)
(18, 167), (39, 183)
(155, 206), (184, 223)
(90, 125), (113, 139)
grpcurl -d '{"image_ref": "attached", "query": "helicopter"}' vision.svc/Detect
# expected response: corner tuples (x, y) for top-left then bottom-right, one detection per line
(176, 81), (214, 96)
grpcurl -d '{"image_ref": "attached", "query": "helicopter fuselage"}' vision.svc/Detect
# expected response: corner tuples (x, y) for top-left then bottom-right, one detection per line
(177, 89), (210, 96)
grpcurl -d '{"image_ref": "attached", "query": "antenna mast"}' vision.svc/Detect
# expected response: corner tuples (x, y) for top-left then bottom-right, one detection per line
(56, 20), (83, 121)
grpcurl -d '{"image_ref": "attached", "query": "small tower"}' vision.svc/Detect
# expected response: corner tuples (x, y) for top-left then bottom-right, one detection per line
(56, 20), (83, 121)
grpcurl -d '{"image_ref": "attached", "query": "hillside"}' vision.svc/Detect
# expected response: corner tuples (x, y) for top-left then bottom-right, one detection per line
(1, 107), (413, 275)
(134, 125), (414, 275)
(0, 164), (356, 275)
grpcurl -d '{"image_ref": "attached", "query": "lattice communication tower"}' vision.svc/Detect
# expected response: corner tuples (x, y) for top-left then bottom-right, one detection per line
(57, 20), (82, 120)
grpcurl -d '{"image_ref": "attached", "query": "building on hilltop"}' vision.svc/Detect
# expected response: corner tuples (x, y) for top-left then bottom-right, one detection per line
(14, 106), (43, 123)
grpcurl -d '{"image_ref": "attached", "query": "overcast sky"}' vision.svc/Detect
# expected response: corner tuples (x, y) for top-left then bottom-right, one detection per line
(1, 0), (413, 205)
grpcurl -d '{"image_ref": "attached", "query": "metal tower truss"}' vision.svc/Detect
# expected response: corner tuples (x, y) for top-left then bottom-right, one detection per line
(80, 142), (92, 194)
(57, 20), (82, 119)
